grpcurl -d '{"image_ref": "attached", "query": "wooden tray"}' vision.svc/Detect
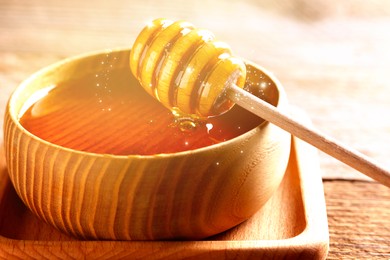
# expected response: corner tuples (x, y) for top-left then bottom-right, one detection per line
(0, 134), (329, 259)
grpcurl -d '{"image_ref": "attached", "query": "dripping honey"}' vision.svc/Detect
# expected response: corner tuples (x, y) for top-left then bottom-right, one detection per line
(19, 67), (263, 156)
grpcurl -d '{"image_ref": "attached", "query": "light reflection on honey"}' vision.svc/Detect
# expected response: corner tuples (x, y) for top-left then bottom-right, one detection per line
(19, 65), (264, 156)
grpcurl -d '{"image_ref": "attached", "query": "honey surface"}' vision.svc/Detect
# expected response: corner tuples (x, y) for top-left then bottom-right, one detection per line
(19, 68), (262, 155)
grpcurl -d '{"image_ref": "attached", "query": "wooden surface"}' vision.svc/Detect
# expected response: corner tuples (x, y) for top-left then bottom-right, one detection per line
(0, 137), (328, 259)
(0, 0), (389, 258)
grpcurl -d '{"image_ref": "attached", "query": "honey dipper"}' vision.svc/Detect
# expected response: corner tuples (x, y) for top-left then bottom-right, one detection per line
(130, 18), (390, 188)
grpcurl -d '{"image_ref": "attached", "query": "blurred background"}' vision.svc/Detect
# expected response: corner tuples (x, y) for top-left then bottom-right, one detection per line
(1, 0), (390, 180)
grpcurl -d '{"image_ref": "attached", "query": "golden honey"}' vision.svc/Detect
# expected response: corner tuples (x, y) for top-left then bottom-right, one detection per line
(19, 66), (263, 156)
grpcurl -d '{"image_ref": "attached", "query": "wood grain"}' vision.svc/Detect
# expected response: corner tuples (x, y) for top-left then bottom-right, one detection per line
(325, 181), (390, 259)
(0, 137), (329, 259)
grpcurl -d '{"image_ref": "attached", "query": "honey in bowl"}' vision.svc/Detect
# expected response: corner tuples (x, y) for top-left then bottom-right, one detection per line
(18, 55), (272, 156)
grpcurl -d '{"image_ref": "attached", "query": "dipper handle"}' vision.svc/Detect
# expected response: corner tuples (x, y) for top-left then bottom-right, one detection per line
(227, 83), (390, 188)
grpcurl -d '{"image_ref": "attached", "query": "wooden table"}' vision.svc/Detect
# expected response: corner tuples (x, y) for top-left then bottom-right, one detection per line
(1, 0), (389, 258)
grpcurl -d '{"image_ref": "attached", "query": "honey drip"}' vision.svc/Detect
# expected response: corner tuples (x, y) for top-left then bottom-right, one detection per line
(171, 107), (200, 132)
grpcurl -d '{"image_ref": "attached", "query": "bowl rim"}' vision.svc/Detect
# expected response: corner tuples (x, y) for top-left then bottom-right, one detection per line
(7, 48), (288, 159)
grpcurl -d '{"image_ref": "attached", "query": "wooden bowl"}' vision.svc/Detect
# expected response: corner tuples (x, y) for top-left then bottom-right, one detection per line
(3, 49), (291, 240)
